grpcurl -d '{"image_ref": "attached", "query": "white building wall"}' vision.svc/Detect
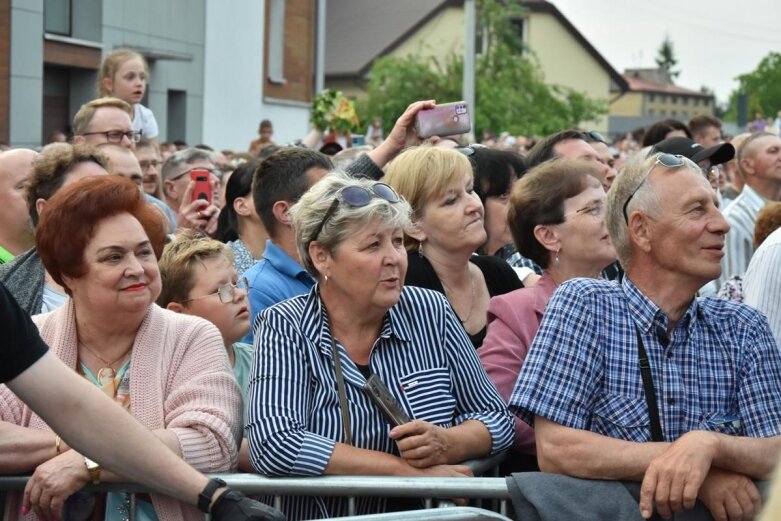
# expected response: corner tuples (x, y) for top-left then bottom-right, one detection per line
(202, 0), (265, 151)
(9, 0), (44, 148)
(202, 0), (312, 151)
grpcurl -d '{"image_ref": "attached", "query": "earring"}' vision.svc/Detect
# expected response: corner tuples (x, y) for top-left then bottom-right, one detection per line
(418, 242), (424, 258)
(323, 274), (328, 285)
(555, 249), (560, 268)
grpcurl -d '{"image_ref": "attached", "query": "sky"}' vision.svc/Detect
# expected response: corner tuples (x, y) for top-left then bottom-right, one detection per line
(551, 0), (781, 104)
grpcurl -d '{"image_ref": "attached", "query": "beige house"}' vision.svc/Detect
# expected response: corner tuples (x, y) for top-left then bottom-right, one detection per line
(610, 69), (715, 120)
(325, 0), (627, 132)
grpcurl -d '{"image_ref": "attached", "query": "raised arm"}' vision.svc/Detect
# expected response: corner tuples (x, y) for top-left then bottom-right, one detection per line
(367, 100), (435, 170)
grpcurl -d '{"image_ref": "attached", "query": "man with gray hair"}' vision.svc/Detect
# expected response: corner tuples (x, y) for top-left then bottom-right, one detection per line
(162, 147), (221, 234)
(509, 152), (781, 520)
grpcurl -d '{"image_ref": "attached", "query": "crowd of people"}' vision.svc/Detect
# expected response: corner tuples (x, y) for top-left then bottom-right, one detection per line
(1, 47), (781, 521)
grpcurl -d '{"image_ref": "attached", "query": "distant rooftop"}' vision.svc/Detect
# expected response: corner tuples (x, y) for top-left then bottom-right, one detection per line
(621, 75), (712, 97)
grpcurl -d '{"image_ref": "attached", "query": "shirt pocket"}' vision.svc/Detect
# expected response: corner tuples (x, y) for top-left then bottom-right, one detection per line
(591, 394), (652, 442)
(700, 412), (742, 436)
(398, 368), (456, 427)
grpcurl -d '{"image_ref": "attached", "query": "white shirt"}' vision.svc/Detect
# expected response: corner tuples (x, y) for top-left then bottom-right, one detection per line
(744, 227), (781, 349)
(719, 185), (767, 291)
(132, 103), (159, 139)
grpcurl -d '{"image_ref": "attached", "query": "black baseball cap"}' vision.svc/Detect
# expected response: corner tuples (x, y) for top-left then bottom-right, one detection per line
(652, 137), (734, 165)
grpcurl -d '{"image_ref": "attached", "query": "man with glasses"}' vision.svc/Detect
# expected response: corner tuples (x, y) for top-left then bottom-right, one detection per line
(162, 147), (221, 235)
(509, 152), (781, 521)
(72, 97), (141, 150)
(100, 143), (177, 232)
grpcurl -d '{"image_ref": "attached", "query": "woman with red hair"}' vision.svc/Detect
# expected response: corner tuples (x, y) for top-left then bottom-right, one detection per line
(0, 176), (241, 521)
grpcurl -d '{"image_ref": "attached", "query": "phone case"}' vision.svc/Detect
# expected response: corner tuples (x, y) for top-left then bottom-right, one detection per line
(190, 169), (212, 204)
(364, 374), (411, 427)
(415, 101), (471, 138)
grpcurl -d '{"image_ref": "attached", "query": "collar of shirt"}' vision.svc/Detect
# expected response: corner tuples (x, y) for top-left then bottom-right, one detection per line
(263, 239), (313, 282)
(298, 285), (412, 359)
(622, 276), (698, 338)
(737, 184), (769, 212)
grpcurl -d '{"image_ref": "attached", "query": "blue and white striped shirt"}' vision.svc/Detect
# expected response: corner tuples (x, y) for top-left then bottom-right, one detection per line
(246, 285), (514, 520)
(509, 277), (781, 443)
(744, 227), (781, 349)
(719, 185), (767, 291)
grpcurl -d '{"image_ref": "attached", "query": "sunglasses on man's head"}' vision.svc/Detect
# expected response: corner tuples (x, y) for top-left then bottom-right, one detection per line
(581, 130), (607, 144)
(622, 153), (687, 224)
(311, 183), (400, 242)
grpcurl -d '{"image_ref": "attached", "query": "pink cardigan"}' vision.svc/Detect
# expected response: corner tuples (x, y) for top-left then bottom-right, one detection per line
(477, 272), (557, 454)
(0, 301), (242, 521)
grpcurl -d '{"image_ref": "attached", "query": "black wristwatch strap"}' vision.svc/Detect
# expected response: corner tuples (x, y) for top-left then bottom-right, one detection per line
(198, 477), (227, 513)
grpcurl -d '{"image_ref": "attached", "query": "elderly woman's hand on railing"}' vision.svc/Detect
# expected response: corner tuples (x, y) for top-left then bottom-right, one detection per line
(23, 450), (91, 520)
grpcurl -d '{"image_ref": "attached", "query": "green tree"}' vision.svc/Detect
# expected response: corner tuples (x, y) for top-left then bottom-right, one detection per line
(364, 0), (606, 137)
(724, 52), (781, 122)
(655, 35), (680, 81)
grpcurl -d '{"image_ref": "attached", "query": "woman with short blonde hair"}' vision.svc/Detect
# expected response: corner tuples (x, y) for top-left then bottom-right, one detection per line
(384, 146), (522, 348)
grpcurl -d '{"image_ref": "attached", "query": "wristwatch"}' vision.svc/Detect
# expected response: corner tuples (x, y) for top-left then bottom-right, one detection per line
(83, 457), (101, 485)
(197, 477), (227, 513)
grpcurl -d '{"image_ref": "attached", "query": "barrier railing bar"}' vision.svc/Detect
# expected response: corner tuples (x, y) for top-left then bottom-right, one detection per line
(327, 506), (512, 520)
(0, 475), (510, 499)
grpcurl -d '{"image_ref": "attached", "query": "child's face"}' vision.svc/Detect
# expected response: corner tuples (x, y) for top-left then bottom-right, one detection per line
(108, 57), (147, 104)
(183, 255), (250, 345)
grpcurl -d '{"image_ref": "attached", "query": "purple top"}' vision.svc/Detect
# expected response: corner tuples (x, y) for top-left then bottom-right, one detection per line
(477, 272), (557, 453)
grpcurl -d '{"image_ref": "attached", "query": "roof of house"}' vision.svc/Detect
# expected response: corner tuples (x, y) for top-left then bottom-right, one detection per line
(620, 75), (713, 97)
(522, 1), (627, 91)
(325, 0), (459, 78)
(325, 0), (628, 91)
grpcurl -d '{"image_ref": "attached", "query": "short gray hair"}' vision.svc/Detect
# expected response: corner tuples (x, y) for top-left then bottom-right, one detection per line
(290, 172), (412, 278)
(606, 152), (697, 268)
(161, 147), (213, 180)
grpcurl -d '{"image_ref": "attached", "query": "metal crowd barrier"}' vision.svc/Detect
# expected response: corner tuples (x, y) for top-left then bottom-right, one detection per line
(0, 458), (513, 520)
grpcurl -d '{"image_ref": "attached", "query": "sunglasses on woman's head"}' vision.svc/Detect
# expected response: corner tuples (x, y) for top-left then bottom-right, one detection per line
(311, 183), (400, 242)
(622, 153), (687, 224)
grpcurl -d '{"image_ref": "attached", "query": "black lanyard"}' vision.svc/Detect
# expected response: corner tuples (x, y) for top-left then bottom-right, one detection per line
(635, 327), (664, 442)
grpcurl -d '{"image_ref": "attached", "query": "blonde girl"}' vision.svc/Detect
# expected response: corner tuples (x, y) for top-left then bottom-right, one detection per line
(97, 49), (159, 145)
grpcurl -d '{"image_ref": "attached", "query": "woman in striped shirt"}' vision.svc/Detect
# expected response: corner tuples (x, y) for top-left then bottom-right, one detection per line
(246, 172), (514, 520)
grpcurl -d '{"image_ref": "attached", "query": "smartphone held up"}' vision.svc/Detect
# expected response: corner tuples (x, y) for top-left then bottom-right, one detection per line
(415, 101), (471, 139)
(190, 169), (212, 205)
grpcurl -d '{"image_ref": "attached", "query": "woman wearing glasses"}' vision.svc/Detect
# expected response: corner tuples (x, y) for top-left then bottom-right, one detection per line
(477, 159), (616, 474)
(384, 146), (522, 349)
(246, 173), (513, 520)
(0, 176), (241, 521)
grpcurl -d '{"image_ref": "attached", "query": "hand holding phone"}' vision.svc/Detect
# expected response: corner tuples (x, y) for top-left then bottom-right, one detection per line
(364, 374), (411, 427)
(415, 101), (471, 139)
(190, 169), (212, 205)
